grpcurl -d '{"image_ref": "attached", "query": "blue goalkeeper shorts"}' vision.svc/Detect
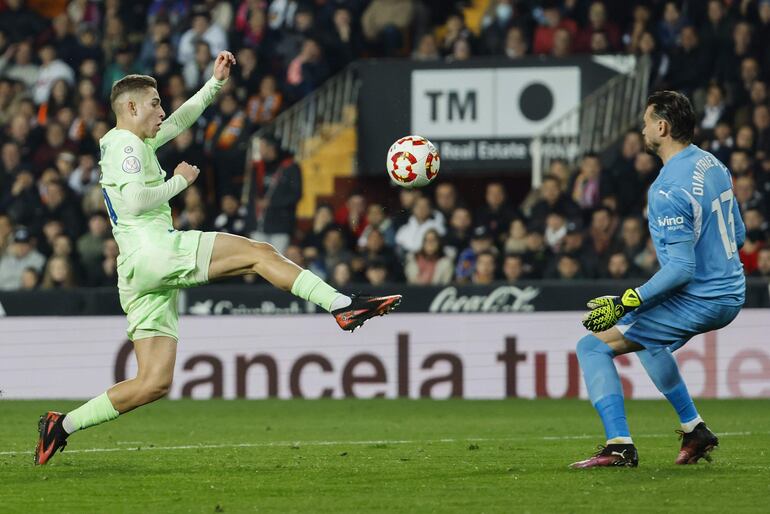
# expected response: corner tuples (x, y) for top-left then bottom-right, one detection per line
(615, 293), (742, 352)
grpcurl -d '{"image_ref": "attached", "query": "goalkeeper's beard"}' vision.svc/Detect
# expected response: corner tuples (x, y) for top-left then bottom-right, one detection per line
(644, 138), (660, 154)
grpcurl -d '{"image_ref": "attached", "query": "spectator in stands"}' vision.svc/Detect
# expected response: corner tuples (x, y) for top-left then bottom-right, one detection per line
(739, 226), (765, 275)
(502, 253), (524, 283)
(551, 27), (572, 58)
(440, 13), (477, 57)
(204, 92), (250, 199)
(177, 8), (227, 67)
(554, 254), (583, 280)
(358, 203), (395, 249)
(361, 0), (414, 57)
(302, 204), (335, 253)
(412, 33), (440, 61)
(577, 1), (620, 53)
(37, 79), (73, 126)
(735, 175), (765, 216)
(184, 40), (215, 91)
(20, 266), (39, 289)
(618, 152), (657, 217)
(232, 46), (262, 101)
(734, 80), (768, 129)
(247, 134), (302, 253)
(330, 261), (353, 289)
(0, 41), (38, 90)
(0, 0), (47, 47)
(533, 1), (577, 56)
(320, 228), (352, 280)
(88, 238), (119, 287)
(67, 152), (99, 197)
(471, 251), (496, 285)
(585, 206), (617, 270)
(77, 212), (110, 279)
(700, 0), (732, 57)
(751, 247), (770, 278)
(663, 25), (710, 97)
(521, 230), (549, 279)
(41, 180), (83, 240)
(33, 122), (76, 174)
(714, 21), (753, 89)
(365, 258), (389, 286)
(456, 225), (496, 284)
(530, 175), (581, 232)
(1, 169), (41, 229)
(504, 218), (528, 255)
(335, 192), (368, 240)
(287, 38), (330, 100)
(433, 183), (457, 224)
(325, 6), (363, 73)
(246, 75), (283, 126)
(698, 82), (729, 133)
(0, 227), (45, 290)
(443, 206), (473, 258)
(33, 44), (75, 106)
(476, 182), (516, 244)
(571, 153), (611, 213)
(544, 211), (569, 254)
(138, 17), (176, 73)
(395, 196), (445, 254)
(503, 26), (528, 59)
(604, 251), (643, 280)
(753, 104), (770, 158)
(405, 228), (453, 286)
(481, 0), (521, 55)
(0, 140), (23, 177)
(392, 189), (421, 231)
(360, 228), (401, 281)
(658, 1), (689, 51)
(213, 195), (248, 236)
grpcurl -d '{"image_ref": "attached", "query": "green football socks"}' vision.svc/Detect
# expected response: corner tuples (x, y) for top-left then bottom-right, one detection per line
(62, 392), (120, 435)
(291, 269), (350, 312)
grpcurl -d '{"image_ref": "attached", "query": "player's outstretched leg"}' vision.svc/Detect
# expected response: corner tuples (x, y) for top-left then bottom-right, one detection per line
(571, 333), (638, 469)
(35, 336), (176, 465)
(636, 347), (718, 464)
(207, 233), (401, 331)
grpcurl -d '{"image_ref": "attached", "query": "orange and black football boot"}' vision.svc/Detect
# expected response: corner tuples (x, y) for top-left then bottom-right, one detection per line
(34, 411), (68, 465)
(332, 294), (402, 332)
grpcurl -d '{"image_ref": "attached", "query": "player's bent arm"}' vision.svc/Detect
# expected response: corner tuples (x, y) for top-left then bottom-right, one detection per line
(121, 175), (188, 215)
(636, 240), (696, 303)
(146, 76), (227, 150)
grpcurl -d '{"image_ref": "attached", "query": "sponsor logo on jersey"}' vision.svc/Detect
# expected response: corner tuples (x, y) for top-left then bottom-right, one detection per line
(122, 155), (141, 173)
(124, 146), (133, 153)
(658, 215), (684, 227)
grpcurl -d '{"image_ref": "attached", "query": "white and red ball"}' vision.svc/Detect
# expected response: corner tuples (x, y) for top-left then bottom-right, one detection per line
(386, 135), (440, 188)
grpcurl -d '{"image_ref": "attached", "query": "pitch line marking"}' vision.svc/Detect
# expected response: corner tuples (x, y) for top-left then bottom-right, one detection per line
(0, 431), (765, 457)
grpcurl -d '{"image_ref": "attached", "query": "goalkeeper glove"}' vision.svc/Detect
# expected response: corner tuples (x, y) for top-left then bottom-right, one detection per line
(582, 288), (642, 332)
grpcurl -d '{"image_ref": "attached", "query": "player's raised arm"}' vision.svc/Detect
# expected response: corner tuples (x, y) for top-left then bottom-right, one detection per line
(146, 51), (237, 150)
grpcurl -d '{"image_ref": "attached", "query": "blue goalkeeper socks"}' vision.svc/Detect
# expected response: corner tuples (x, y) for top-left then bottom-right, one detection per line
(637, 347), (700, 427)
(576, 334), (631, 442)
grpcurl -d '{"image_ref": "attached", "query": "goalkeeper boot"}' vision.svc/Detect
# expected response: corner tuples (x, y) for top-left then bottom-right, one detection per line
(34, 411), (68, 465)
(675, 422), (718, 464)
(333, 294), (402, 332)
(570, 444), (639, 469)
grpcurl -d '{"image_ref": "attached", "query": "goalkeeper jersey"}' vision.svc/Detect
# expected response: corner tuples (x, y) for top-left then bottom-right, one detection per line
(646, 144), (745, 305)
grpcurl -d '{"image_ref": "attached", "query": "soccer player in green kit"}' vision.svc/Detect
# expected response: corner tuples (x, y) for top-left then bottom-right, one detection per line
(34, 51), (401, 465)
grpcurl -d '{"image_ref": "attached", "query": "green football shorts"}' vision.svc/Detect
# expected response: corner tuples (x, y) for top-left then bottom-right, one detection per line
(116, 229), (217, 341)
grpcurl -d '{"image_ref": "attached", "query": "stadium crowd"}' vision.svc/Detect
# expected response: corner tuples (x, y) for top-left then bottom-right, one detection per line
(1, 0), (770, 291)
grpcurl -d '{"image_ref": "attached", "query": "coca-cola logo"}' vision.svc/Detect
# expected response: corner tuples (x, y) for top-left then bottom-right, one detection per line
(429, 286), (540, 313)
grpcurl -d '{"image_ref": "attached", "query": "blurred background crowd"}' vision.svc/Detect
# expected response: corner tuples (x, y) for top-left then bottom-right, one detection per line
(0, 0), (769, 291)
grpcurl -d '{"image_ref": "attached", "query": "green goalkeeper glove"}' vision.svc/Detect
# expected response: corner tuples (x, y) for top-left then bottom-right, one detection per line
(582, 288), (642, 332)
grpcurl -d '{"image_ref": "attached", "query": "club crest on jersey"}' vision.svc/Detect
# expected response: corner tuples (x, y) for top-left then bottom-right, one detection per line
(658, 215), (684, 227)
(122, 156), (141, 174)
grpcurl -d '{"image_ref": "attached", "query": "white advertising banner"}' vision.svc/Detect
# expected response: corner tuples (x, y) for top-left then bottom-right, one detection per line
(1, 311), (768, 399)
(411, 67), (580, 138)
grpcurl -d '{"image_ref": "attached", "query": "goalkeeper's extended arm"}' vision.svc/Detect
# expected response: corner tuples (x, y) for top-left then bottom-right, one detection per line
(582, 240), (696, 332)
(121, 175), (188, 215)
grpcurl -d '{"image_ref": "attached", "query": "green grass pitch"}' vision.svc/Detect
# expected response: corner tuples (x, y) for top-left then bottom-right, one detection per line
(1, 399), (769, 513)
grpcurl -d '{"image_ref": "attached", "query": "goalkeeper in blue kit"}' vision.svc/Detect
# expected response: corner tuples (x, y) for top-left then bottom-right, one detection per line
(571, 91), (745, 468)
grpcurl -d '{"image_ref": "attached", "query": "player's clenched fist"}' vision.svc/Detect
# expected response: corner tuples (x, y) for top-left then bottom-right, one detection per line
(213, 51), (236, 81)
(174, 161), (200, 185)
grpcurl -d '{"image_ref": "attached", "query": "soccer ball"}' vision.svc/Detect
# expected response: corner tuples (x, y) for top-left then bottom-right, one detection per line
(386, 135), (440, 188)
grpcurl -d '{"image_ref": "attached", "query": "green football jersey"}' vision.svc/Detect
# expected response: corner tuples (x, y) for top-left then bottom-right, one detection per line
(98, 76), (225, 247)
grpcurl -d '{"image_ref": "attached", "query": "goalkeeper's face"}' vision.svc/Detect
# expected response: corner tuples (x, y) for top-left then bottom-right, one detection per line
(133, 88), (166, 139)
(641, 106), (661, 154)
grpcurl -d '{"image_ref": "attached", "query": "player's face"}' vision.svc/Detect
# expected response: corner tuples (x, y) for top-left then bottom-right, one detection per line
(641, 106), (661, 154)
(136, 88), (165, 139)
